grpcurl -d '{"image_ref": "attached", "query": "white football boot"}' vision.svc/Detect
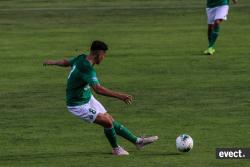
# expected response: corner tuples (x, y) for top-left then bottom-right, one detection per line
(135, 136), (159, 150)
(112, 146), (129, 156)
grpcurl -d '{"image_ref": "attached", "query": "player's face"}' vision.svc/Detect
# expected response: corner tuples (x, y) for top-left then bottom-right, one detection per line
(95, 50), (106, 65)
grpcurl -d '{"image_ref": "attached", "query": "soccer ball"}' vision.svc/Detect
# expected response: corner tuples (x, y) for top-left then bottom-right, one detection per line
(176, 134), (193, 152)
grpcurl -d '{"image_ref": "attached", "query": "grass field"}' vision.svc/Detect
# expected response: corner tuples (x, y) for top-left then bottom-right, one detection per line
(1, 0), (250, 166)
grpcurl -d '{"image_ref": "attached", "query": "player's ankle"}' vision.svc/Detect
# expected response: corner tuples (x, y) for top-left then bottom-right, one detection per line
(136, 138), (143, 144)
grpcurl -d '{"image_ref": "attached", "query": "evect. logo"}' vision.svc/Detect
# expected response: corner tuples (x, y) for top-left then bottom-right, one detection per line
(216, 148), (250, 159)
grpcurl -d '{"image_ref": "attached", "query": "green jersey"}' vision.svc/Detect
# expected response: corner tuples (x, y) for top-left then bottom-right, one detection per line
(207, 0), (229, 8)
(66, 54), (99, 106)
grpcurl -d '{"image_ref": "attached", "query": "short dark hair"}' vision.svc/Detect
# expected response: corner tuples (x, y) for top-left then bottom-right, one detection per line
(90, 40), (108, 52)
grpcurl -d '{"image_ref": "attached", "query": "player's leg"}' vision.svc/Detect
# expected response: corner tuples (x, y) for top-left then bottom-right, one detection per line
(67, 99), (128, 155)
(204, 6), (217, 55)
(210, 5), (229, 49)
(208, 24), (214, 46)
(113, 120), (158, 149)
(112, 120), (138, 143)
(94, 113), (118, 149)
(204, 24), (216, 55)
(94, 113), (116, 148)
(89, 96), (129, 155)
(209, 19), (223, 49)
(89, 96), (138, 144)
(206, 5), (229, 55)
(94, 113), (129, 155)
(205, 20), (222, 55)
(91, 95), (158, 150)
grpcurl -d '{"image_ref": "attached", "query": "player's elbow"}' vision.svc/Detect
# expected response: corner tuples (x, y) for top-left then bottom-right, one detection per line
(62, 59), (70, 67)
(94, 89), (102, 95)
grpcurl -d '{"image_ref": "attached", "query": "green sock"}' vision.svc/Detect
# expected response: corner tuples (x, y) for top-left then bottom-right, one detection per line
(113, 120), (138, 144)
(104, 127), (118, 148)
(208, 28), (212, 45)
(209, 24), (220, 48)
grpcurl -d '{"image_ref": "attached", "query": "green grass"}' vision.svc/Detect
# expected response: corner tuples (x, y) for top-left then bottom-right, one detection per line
(1, 0), (250, 166)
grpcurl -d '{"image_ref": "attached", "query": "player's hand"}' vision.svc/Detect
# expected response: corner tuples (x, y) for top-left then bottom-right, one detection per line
(120, 94), (133, 104)
(43, 60), (54, 66)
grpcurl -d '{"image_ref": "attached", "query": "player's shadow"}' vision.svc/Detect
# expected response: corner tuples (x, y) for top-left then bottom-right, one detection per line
(148, 152), (182, 156)
(128, 150), (182, 156)
(0, 151), (111, 161)
(190, 51), (217, 59)
(0, 151), (183, 161)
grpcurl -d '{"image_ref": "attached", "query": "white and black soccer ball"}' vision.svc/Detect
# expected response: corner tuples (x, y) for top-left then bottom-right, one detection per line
(176, 134), (193, 152)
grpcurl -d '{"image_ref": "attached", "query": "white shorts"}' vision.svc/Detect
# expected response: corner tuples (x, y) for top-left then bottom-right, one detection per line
(67, 96), (107, 123)
(206, 5), (229, 24)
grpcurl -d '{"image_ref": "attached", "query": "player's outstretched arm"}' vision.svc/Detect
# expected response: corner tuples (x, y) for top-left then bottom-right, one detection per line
(91, 84), (133, 104)
(43, 59), (70, 67)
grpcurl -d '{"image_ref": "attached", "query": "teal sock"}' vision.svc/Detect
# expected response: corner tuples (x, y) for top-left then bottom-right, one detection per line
(208, 28), (212, 45)
(209, 24), (220, 48)
(113, 120), (138, 144)
(104, 127), (118, 148)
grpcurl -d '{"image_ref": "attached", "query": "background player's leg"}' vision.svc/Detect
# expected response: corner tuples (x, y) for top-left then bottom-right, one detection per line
(208, 24), (214, 45)
(209, 19), (222, 48)
(204, 7), (216, 55)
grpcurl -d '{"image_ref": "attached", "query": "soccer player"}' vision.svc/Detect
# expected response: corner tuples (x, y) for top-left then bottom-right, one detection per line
(43, 40), (158, 156)
(204, 0), (237, 55)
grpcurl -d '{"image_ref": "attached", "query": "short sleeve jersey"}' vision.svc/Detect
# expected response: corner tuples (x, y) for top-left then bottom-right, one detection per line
(66, 54), (99, 106)
(207, 0), (229, 8)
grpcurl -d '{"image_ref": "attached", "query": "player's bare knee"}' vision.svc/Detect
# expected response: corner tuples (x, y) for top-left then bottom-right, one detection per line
(94, 113), (111, 128)
(104, 116), (113, 128)
(99, 114), (113, 128)
(208, 24), (214, 29)
(105, 113), (113, 121)
(215, 19), (222, 25)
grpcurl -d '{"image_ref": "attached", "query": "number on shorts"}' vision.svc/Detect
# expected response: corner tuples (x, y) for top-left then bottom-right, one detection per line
(89, 108), (96, 114)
